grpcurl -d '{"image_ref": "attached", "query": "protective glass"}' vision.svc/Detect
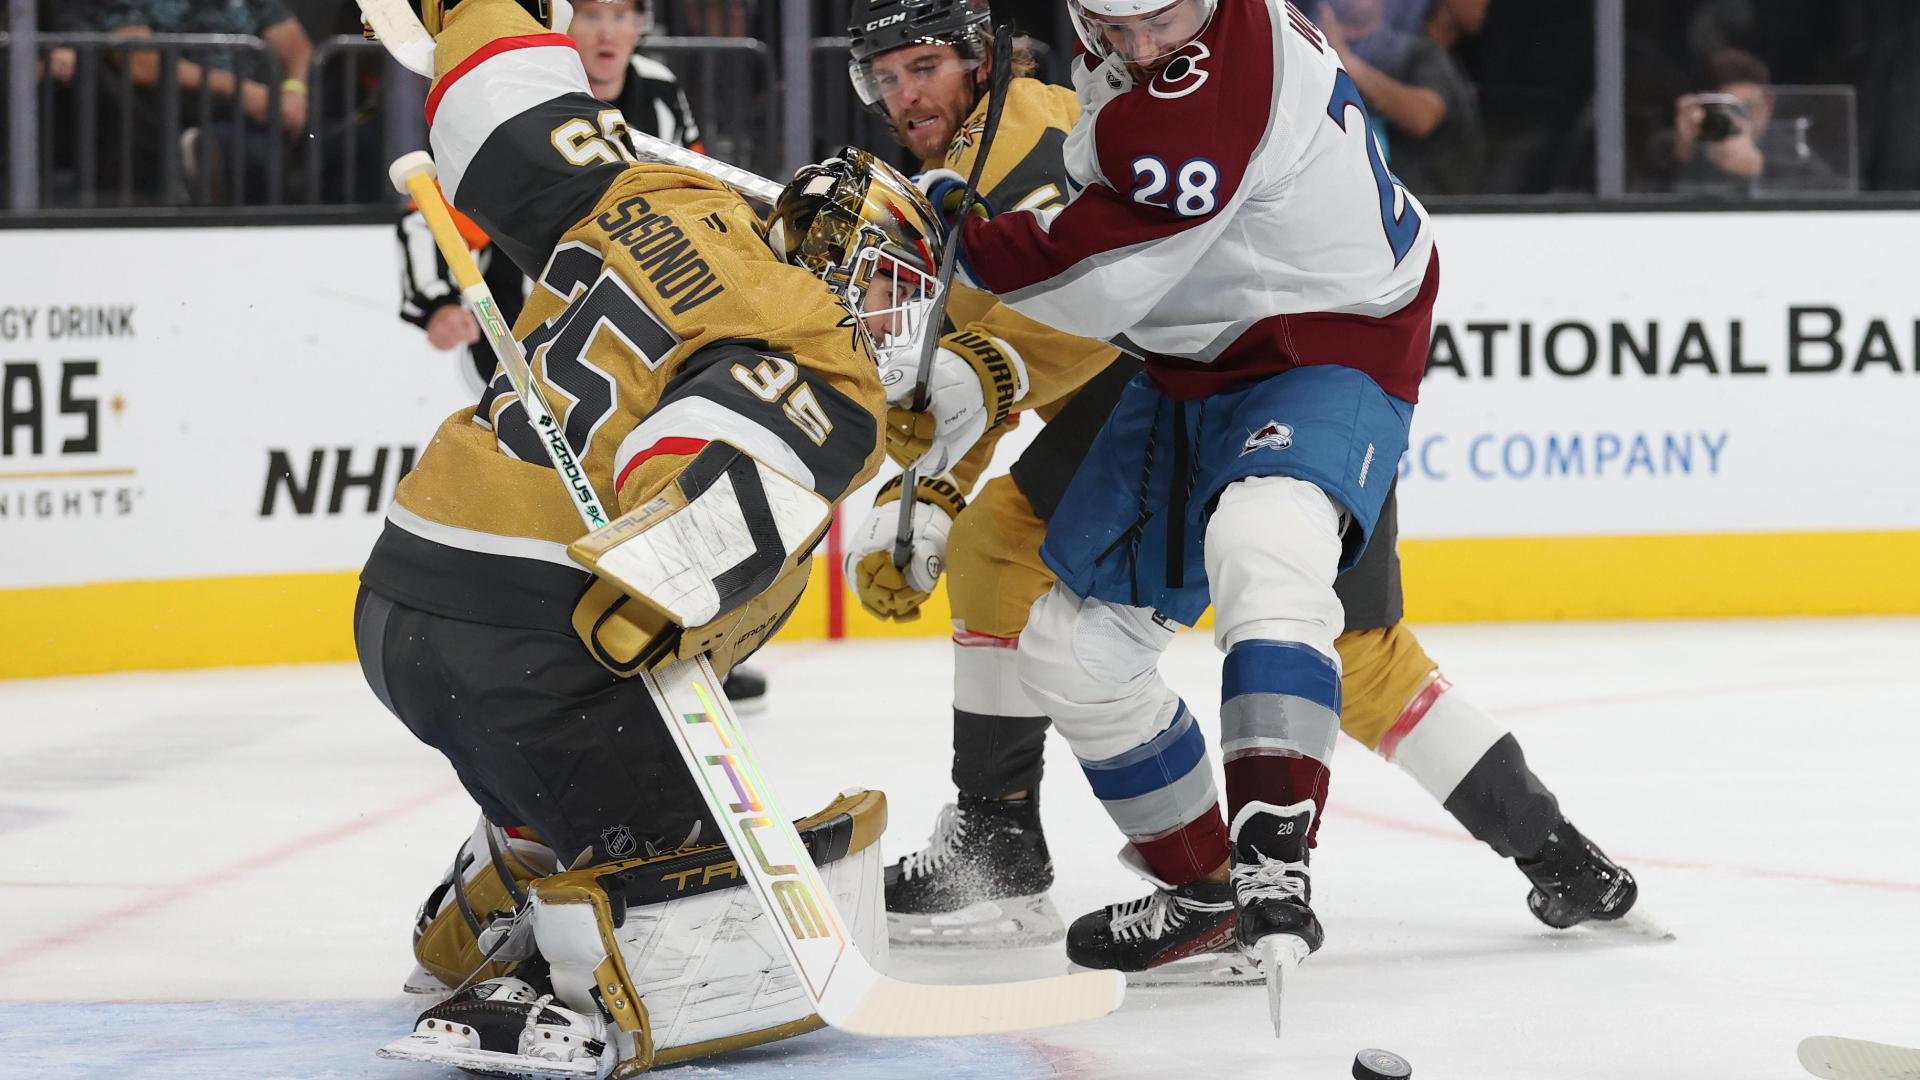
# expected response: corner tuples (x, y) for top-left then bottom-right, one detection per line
(1068, 0), (1217, 67)
(848, 49), (981, 107)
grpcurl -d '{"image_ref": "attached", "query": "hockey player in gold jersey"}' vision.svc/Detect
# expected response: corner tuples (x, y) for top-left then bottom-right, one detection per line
(353, 1), (946, 1072)
(839, 0), (1646, 967)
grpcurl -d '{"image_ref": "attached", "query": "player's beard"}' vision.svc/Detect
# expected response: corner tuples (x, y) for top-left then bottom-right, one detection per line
(895, 103), (965, 161)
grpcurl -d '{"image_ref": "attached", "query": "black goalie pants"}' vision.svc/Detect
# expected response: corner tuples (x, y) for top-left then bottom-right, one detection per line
(354, 586), (715, 866)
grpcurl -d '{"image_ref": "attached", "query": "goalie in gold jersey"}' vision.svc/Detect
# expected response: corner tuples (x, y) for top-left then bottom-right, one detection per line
(840, 0), (1645, 964)
(353, 1), (945, 1073)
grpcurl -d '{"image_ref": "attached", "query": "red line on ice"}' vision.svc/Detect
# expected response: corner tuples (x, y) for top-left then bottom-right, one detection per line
(0, 783), (463, 973)
(1335, 805), (1920, 895)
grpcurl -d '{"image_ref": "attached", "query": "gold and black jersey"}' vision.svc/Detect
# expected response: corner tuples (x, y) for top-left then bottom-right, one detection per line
(364, 1), (884, 633)
(927, 78), (1135, 498)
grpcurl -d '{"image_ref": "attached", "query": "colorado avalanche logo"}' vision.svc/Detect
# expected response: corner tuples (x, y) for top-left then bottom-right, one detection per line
(1149, 42), (1211, 100)
(1242, 420), (1294, 455)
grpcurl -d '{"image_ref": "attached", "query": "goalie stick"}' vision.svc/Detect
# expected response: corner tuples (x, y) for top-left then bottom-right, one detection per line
(385, 142), (1123, 1040)
(1798, 1036), (1920, 1079)
(891, 25), (1016, 570)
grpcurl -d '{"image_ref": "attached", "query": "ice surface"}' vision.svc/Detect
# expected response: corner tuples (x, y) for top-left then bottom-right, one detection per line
(2, 619), (1916, 1079)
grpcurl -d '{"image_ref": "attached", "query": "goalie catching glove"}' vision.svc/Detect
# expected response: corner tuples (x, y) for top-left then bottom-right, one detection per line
(843, 474), (967, 622)
(880, 330), (1027, 476)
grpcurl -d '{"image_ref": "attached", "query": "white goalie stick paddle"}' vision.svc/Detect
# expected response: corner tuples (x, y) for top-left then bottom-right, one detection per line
(386, 147), (1124, 1037)
(1798, 1036), (1920, 1080)
(891, 25), (1017, 570)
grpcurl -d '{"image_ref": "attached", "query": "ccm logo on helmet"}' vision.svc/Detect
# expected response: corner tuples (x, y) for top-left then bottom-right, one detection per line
(865, 12), (906, 30)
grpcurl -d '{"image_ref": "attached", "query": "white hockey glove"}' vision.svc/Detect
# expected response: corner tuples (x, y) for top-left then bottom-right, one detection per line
(842, 475), (967, 622)
(879, 330), (1028, 476)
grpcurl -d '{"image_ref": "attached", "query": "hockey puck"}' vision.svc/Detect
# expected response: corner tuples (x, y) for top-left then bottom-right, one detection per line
(1352, 1048), (1412, 1079)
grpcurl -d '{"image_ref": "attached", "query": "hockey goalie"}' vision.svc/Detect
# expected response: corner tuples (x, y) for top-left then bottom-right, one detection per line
(350, 1), (948, 1074)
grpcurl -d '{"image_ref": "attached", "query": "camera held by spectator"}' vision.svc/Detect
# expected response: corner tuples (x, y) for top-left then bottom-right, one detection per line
(1669, 48), (1834, 195)
(1692, 92), (1749, 143)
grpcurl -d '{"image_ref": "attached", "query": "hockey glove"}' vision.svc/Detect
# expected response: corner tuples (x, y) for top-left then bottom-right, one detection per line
(914, 167), (991, 239)
(843, 474), (967, 622)
(879, 330), (1028, 474)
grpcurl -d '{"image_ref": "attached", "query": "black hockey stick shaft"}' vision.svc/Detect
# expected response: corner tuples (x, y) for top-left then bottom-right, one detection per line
(892, 26), (1017, 570)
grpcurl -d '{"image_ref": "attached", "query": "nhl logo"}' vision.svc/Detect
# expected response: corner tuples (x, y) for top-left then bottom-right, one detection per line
(601, 825), (639, 859)
(1241, 420), (1294, 455)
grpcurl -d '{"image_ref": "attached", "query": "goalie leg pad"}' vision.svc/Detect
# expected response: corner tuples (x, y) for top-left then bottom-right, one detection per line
(527, 789), (889, 1075)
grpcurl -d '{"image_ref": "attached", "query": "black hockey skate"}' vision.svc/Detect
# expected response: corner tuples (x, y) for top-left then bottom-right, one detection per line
(886, 794), (1064, 945)
(1066, 847), (1259, 985)
(1517, 823), (1647, 930)
(1230, 801), (1324, 1037)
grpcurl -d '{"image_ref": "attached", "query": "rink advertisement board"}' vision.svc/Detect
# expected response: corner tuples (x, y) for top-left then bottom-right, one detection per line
(0, 226), (476, 677)
(2, 212), (1917, 677)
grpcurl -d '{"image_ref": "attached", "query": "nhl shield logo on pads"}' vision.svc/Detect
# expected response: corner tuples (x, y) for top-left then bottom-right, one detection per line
(601, 825), (639, 859)
(1242, 421), (1294, 455)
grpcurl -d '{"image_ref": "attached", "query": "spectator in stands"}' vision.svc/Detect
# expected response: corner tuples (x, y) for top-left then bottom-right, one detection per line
(1317, 0), (1488, 195)
(101, 0), (315, 201)
(104, 0), (313, 134)
(665, 0), (752, 37)
(1665, 47), (1837, 195)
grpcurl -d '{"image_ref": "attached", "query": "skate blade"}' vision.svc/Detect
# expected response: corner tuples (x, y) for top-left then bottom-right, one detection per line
(1070, 951), (1265, 988)
(400, 963), (452, 996)
(377, 1033), (600, 1078)
(890, 893), (1066, 947)
(1258, 935), (1311, 1039)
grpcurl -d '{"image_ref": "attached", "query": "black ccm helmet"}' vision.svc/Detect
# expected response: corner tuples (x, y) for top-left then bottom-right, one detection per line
(847, 0), (994, 111)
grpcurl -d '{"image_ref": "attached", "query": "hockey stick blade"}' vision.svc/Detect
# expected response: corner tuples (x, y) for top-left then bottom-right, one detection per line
(892, 25), (1018, 569)
(833, 964), (1125, 1037)
(1798, 1036), (1920, 1080)
(651, 657), (1124, 1037)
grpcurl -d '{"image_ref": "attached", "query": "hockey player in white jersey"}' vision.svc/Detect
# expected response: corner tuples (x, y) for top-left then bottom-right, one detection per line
(925, 0), (1443, 1006)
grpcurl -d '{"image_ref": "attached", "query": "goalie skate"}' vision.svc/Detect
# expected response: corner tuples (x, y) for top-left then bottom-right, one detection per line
(377, 976), (614, 1079)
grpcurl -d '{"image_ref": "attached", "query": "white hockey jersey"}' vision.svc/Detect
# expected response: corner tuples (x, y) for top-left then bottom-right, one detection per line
(958, 0), (1437, 404)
